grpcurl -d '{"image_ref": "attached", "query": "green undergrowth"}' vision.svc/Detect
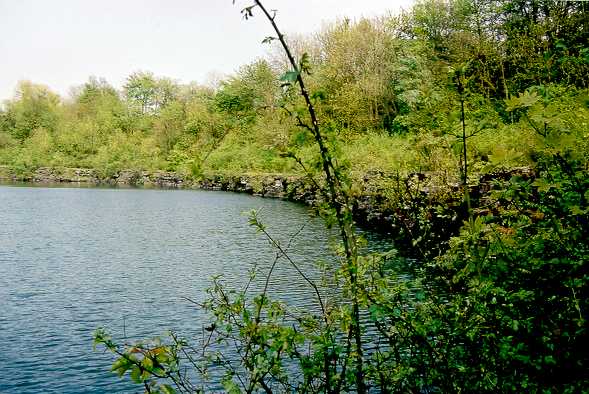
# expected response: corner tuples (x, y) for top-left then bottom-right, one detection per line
(3, 94), (585, 181)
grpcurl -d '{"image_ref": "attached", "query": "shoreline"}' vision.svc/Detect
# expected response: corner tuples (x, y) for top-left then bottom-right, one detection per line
(0, 165), (315, 200)
(1, 165), (534, 255)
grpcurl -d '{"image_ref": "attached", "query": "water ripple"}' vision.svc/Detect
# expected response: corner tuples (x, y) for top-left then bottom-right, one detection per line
(0, 185), (341, 393)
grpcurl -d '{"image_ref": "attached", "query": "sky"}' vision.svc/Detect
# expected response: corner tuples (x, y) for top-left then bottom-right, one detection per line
(0, 0), (414, 101)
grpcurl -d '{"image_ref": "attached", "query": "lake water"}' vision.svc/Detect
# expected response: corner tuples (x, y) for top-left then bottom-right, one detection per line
(0, 185), (394, 393)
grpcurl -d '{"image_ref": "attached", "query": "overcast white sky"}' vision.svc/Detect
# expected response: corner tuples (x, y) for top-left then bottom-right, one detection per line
(0, 0), (413, 101)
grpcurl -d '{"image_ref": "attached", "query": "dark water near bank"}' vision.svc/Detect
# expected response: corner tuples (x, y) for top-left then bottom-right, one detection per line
(0, 185), (395, 393)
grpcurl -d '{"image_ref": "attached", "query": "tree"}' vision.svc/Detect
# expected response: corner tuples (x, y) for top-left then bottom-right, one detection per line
(1, 81), (61, 141)
(214, 59), (279, 121)
(314, 17), (399, 132)
(154, 77), (180, 110)
(153, 100), (186, 152)
(124, 71), (158, 114)
(499, 0), (589, 91)
(124, 72), (179, 115)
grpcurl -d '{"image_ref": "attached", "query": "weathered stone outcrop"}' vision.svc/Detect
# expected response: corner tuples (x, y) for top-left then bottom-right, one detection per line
(109, 170), (187, 188)
(0, 166), (101, 184)
(197, 174), (317, 203)
(0, 166), (190, 188)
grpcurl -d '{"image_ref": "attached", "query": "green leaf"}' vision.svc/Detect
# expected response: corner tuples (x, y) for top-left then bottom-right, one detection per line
(280, 71), (300, 83)
(111, 358), (124, 371)
(142, 356), (154, 370)
(518, 91), (540, 108)
(511, 320), (519, 331)
(570, 205), (586, 215)
(299, 52), (311, 75)
(111, 357), (131, 376)
(160, 385), (176, 394)
(505, 91), (539, 112)
(240, 6), (255, 19)
(311, 90), (326, 101)
(130, 365), (142, 383)
(532, 178), (553, 193)
(555, 40), (567, 51)
(222, 376), (241, 394)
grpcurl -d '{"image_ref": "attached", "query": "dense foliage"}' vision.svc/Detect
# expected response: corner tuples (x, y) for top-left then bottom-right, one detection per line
(1, 0), (587, 180)
(3, 0), (587, 392)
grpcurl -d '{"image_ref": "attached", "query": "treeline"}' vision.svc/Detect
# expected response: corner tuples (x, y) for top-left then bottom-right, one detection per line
(0, 0), (587, 181)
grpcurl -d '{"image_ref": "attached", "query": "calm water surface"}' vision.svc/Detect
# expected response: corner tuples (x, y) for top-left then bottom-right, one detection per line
(0, 185), (392, 393)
